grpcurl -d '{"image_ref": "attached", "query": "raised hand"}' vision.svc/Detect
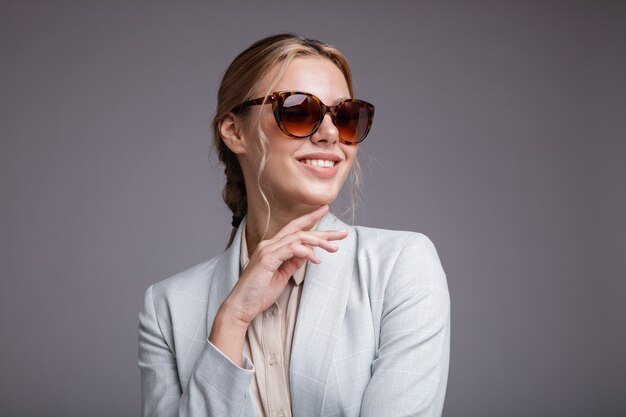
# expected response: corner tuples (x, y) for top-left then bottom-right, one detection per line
(208, 205), (348, 365)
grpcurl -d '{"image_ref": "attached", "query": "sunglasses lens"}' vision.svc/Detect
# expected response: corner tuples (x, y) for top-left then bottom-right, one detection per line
(336, 101), (371, 143)
(280, 94), (321, 137)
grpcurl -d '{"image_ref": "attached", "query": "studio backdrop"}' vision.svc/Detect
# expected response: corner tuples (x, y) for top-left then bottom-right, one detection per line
(1, 1), (624, 416)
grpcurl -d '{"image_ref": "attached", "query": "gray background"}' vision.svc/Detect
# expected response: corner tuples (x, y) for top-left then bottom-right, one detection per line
(1, 1), (624, 416)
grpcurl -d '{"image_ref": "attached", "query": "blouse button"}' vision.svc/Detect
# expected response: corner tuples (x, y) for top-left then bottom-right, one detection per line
(267, 354), (277, 366)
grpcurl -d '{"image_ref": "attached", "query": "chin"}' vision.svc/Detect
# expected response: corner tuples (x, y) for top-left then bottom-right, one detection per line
(296, 191), (338, 207)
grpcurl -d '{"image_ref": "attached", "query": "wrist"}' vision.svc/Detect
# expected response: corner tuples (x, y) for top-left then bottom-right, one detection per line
(215, 301), (251, 334)
(208, 302), (250, 367)
(217, 297), (254, 333)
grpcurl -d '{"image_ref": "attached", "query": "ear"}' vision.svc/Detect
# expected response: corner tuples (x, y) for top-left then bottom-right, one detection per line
(218, 112), (247, 155)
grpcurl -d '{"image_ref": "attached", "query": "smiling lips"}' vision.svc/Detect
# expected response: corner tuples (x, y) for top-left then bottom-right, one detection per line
(297, 158), (340, 179)
(302, 159), (336, 167)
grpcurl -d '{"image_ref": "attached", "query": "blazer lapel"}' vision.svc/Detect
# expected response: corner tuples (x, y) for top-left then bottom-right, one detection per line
(290, 212), (356, 417)
(205, 217), (246, 336)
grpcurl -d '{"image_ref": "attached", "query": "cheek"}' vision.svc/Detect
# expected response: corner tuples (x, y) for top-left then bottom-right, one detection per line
(245, 113), (288, 168)
(342, 146), (359, 168)
(260, 109), (283, 138)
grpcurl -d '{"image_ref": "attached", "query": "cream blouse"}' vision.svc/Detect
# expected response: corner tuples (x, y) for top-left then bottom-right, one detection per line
(239, 224), (307, 417)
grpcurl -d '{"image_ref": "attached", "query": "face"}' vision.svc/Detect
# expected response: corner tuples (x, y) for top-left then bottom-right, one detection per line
(239, 56), (358, 214)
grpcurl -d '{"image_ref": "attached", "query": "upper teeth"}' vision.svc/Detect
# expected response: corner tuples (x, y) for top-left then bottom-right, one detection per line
(303, 159), (336, 167)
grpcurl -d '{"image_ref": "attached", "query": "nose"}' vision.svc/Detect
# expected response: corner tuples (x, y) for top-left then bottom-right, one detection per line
(310, 114), (339, 145)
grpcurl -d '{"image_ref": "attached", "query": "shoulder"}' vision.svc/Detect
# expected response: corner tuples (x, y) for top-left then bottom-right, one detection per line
(138, 255), (226, 358)
(328, 213), (428, 255)
(352, 225), (448, 291)
(353, 224), (423, 248)
(146, 255), (222, 310)
(353, 225), (442, 265)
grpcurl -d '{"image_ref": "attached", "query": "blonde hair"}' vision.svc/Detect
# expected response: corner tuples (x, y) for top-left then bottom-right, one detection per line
(212, 33), (363, 248)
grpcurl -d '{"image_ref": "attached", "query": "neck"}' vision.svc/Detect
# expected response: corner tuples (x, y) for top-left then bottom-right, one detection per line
(244, 202), (326, 258)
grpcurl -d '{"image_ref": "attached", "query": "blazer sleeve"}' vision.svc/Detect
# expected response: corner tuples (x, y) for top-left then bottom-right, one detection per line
(138, 285), (258, 417)
(360, 233), (451, 417)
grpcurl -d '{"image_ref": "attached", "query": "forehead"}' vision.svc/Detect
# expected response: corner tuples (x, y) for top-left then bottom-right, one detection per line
(256, 56), (350, 103)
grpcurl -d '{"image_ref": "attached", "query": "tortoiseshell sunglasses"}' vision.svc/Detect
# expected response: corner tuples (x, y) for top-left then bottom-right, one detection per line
(233, 91), (375, 145)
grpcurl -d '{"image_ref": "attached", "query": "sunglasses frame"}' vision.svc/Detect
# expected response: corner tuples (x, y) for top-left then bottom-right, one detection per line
(234, 91), (375, 145)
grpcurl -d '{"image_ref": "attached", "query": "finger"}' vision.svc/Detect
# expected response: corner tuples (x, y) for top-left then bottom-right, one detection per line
(265, 231), (335, 253)
(269, 241), (322, 265)
(263, 230), (348, 255)
(264, 230), (346, 254)
(272, 205), (329, 240)
(276, 256), (307, 280)
(308, 230), (349, 242)
(252, 241), (320, 275)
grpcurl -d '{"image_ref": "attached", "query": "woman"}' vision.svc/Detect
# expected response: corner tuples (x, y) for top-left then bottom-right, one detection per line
(138, 34), (450, 417)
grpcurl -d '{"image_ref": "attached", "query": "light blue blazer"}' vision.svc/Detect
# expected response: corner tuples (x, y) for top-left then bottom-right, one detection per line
(138, 212), (450, 417)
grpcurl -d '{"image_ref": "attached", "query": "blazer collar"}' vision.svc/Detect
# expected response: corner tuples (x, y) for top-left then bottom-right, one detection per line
(205, 211), (356, 417)
(289, 212), (355, 417)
